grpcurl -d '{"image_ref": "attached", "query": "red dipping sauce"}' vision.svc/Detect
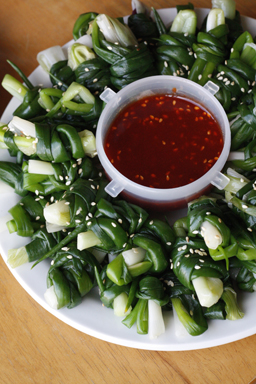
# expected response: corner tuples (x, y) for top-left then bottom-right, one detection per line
(104, 94), (223, 190)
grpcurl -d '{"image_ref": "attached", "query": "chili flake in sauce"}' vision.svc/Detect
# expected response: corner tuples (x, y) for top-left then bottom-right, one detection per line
(104, 94), (223, 189)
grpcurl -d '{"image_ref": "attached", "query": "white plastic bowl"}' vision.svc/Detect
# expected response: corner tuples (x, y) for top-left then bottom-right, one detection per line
(96, 76), (230, 211)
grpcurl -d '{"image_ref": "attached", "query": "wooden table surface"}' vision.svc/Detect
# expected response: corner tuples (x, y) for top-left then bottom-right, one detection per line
(1, 1), (256, 383)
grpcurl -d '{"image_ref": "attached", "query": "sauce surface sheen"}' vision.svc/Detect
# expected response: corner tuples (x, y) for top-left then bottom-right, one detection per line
(104, 94), (223, 189)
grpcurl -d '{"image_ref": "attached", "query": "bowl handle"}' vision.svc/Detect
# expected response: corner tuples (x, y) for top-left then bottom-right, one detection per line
(105, 179), (124, 197)
(211, 171), (230, 190)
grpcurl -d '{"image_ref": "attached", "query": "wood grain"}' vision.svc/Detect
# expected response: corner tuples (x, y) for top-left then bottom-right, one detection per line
(1, 1), (256, 383)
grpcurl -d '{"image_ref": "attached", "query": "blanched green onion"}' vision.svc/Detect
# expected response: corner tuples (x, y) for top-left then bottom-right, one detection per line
(221, 287), (244, 320)
(43, 200), (71, 226)
(122, 247), (146, 267)
(94, 14), (138, 47)
(7, 246), (29, 268)
(77, 230), (102, 250)
(148, 300), (165, 339)
(170, 10), (197, 35)
(211, 0), (236, 20)
(78, 130), (97, 158)
(8, 116), (36, 138)
(192, 276), (223, 308)
(241, 43), (256, 69)
(206, 8), (225, 32)
(44, 285), (59, 309)
(37, 46), (67, 73)
(200, 220), (223, 249)
(62, 81), (95, 105)
(68, 43), (96, 70)
(28, 160), (55, 175)
(1, 74), (28, 102)
(113, 292), (132, 317)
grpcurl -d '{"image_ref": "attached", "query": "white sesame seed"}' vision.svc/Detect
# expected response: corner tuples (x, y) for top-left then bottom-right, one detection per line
(194, 265), (201, 269)
(51, 260), (54, 265)
(242, 204), (248, 209)
(36, 216), (40, 221)
(67, 255), (73, 259)
(111, 222), (117, 227)
(66, 180), (71, 186)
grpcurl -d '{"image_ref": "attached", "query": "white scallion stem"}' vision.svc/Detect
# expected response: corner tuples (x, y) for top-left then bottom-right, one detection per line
(37, 46), (67, 73)
(68, 43), (96, 71)
(78, 130), (97, 158)
(46, 222), (67, 233)
(192, 276), (223, 308)
(228, 151), (245, 161)
(1, 74), (28, 101)
(200, 220), (223, 249)
(206, 8), (225, 32)
(113, 292), (132, 317)
(8, 116), (36, 138)
(171, 10), (197, 34)
(28, 159), (55, 175)
(122, 247), (146, 267)
(211, 0), (236, 20)
(148, 300), (165, 339)
(44, 285), (59, 309)
(7, 246), (29, 268)
(77, 230), (101, 250)
(43, 200), (71, 226)
(172, 301), (190, 338)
